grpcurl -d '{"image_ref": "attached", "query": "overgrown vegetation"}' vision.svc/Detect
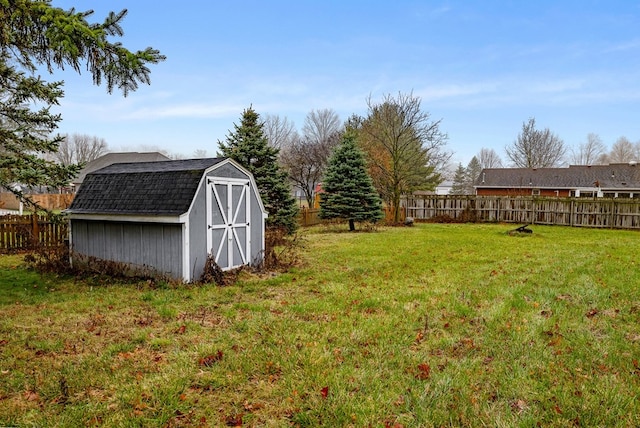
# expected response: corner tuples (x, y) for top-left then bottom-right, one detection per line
(24, 225), (305, 286)
(1, 224), (639, 427)
(261, 227), (305, 271)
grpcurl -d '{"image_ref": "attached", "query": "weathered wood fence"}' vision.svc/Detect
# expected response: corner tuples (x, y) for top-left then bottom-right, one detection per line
(404, 195), (640, 230)
(299, 206), (405, 227)
(0, 214), (68, 253)
(0, 192), (73, 211)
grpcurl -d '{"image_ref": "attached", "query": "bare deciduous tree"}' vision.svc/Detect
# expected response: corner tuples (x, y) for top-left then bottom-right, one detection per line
(277, 109), (342, 207)
(359, 92), (451, 222)
(192, 149), (208, 158)
(302, 108), (341, 145)
(505, 118), (565, 168)
(608, 136), (635, 163)
(570, 133), (606, 165)
(55, 133), (108, 165)
(477, 147), (503, 169)
(280, 132), (340, 207)
(263, 114), (297, 150)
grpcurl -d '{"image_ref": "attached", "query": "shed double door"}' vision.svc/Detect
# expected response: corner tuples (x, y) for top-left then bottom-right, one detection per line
(206, 178), (251, 270)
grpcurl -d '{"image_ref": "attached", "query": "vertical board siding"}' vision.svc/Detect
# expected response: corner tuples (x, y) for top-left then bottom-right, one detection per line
(70, 220), (183, 278)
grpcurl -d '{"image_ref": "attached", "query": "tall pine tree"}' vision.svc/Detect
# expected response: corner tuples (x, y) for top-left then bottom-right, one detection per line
(320, 133), (383, 231)
(218, 107), (298, 233)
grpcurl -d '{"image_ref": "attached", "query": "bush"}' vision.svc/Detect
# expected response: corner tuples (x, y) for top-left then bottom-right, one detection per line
(261, 227), (305, 271)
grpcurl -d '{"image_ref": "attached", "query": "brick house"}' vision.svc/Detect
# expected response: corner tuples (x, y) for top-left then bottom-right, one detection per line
(475, 163), (640, 198)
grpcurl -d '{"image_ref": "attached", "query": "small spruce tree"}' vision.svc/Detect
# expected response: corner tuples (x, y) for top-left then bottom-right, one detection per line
(218, 107), (298, 233)
(450, 163), (468, 195)
(465, 156), (482, 194)
(320, 133), (383, 231)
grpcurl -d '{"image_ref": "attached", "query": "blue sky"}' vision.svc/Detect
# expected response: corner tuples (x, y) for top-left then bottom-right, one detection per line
(48, 1), (640, 167)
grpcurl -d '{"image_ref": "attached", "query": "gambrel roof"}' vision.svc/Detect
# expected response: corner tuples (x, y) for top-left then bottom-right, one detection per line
(69, 158), (225, 215)
(73, 152), (170, 187)
(476, 163), (640, 190)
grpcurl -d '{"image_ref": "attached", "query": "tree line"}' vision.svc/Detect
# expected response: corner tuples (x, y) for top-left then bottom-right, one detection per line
(450, 118), (640, 195)
(217, 91), (451, 230)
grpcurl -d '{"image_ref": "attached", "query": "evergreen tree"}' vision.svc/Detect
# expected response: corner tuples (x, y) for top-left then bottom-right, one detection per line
(465, 156), (482, 194)
(219, 107), (298, 233)
(450, 163), (468, 195)
(0, 2), (165, 202)
(320, 133), (383, 231)
(450, 157), (482, 195)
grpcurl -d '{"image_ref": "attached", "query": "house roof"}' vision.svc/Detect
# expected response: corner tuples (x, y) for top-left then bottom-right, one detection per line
(476, 164), (640, 190)
(68, 158), (226, 215)
(72, 152), (171, 186)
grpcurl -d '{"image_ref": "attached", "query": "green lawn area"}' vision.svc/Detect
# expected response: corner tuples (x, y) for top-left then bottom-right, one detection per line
(1, 223), (639, 427)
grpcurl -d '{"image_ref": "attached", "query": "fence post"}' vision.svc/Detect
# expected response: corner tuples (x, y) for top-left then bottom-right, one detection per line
(31, 213), (40, 248)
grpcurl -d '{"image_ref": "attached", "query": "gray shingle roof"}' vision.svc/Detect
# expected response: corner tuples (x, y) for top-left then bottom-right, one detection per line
(72, 152), (170, 186)
(476, 164), (640, 190)
(69, 158), (225, 215)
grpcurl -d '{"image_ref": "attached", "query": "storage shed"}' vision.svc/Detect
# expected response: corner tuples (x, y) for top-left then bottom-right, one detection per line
(67, 158), (267, 282)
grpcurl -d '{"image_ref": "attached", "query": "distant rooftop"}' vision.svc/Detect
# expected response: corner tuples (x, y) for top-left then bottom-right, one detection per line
(72, 152), (171, 187)
(476, 163), (640, 189)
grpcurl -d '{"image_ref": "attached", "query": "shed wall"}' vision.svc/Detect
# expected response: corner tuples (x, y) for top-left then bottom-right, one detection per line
(71, 219), (183, 279)
(215, 163), (249, 180)
(186, 166), (265, 279)
(187, 177), (207, 279)
(249, 186), (264, 265)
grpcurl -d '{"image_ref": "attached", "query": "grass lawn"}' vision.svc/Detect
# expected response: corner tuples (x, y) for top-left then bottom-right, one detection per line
(1, 223), (639, 427)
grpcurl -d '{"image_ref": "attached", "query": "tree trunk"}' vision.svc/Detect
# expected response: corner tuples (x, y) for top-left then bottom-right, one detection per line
(349, 218), (355, 231)
(392, 193), (401, 223)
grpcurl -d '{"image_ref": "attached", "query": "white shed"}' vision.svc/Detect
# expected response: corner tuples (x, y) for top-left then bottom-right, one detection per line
(67, 158), (267, 282)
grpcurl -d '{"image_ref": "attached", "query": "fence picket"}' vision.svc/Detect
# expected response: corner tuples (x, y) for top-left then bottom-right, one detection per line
(404, 195), (640, 231)
(0, 214), (68, 253)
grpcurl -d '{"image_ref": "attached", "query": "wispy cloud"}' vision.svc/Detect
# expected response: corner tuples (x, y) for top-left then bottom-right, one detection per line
(416, 82), (498, 101)
(126, 103), (243, 120)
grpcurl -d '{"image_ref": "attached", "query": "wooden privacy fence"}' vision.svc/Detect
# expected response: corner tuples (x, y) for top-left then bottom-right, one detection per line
(298, 206), (405, 227)
(0, 214), (68, 253)
(404, 195), (640, 230)
(0, 192), (74, 211)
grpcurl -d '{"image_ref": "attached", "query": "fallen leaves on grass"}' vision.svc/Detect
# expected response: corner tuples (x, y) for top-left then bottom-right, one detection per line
(199, 350), (223, 367)
(224, 414), (243, 426)
(23, 390), (39, 402)
(415, 363), (431, 380)
(320, 386), (329, 399)
(510, 399), (528, 414)
(243, 400), (264, 412)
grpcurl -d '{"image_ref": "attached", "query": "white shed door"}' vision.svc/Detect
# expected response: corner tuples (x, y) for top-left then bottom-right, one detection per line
(206, 178), (251, 270)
